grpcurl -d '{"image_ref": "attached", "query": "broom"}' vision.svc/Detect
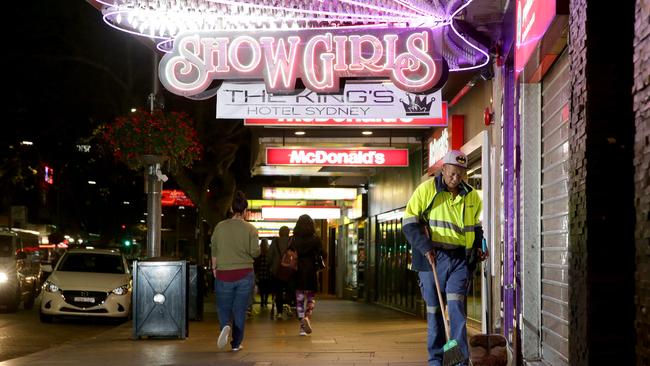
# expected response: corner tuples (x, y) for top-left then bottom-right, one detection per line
(430, 254), (467, 366)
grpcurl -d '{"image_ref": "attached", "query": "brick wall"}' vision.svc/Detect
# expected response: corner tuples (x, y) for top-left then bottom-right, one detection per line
(634, 1), (650, 364)
(569, 1), (636, 364)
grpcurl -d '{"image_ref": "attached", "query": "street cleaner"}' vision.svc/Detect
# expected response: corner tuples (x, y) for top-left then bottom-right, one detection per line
(403, 150), (488, 366)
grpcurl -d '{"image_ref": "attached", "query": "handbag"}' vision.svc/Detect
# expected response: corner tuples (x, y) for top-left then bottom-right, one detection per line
(314, 253), (326, 271)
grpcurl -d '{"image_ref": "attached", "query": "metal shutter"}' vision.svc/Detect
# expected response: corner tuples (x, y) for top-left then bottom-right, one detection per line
(540, 50), (570, 364)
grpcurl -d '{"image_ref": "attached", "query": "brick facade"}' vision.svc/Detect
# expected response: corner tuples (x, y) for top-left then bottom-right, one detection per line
(569, 0), (636, 364)
(634, 1), (650, 364)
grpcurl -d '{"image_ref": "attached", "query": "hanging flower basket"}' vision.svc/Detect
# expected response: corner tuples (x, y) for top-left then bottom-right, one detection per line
(100, 109), (203, 170)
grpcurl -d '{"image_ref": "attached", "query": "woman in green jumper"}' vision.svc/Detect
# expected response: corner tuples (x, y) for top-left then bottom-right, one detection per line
(211, 191), (260, 351)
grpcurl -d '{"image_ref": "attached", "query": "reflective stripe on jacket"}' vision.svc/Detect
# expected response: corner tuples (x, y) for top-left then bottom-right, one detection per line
(402, 174), (482, 271)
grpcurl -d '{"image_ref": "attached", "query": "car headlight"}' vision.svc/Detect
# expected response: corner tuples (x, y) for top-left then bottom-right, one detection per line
(43, 280), (60, 293)
(111, 285), (130, 296)
(0, 272), (8, 283)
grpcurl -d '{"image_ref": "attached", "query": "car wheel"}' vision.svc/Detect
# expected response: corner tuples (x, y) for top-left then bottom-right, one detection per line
(5, 288), (20, 312)
(23, 285), (36, 310)
(39, 311), (53, 323)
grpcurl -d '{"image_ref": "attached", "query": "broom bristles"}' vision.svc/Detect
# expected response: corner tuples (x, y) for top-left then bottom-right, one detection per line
(442, 339), (467, 366)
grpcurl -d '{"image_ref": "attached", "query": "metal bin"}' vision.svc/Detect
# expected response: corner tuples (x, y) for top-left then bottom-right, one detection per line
(132, 259), (188, 339)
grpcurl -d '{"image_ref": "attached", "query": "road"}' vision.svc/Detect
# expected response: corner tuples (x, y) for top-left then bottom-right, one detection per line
(0, 298), (123, 362)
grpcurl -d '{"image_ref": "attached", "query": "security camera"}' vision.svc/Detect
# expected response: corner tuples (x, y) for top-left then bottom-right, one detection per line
(155, 168), (168, 182)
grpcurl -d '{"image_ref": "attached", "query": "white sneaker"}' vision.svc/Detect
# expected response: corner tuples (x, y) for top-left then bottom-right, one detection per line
(217, 325), (231, 349)
(232, 345), (243, 352)
(299, 329), (307, 336)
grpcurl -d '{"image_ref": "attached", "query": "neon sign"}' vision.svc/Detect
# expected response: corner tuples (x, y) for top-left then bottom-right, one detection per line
(160, 28), (447, 95)
(161, 190), (195, 207)
(515, 0), (557, 76)
(266, 147), (409, 167)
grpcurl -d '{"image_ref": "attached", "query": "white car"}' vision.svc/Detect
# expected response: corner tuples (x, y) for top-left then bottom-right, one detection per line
(40, 248), (131, 322)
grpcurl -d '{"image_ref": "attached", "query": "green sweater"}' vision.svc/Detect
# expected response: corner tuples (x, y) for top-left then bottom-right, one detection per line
(211, 218), (260, 270)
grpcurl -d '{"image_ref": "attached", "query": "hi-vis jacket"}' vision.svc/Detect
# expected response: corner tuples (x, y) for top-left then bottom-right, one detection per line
(403, 174), (483, 271)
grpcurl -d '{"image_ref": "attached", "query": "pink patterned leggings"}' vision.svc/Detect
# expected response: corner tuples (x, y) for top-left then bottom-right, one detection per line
(295, 290), (315, 319)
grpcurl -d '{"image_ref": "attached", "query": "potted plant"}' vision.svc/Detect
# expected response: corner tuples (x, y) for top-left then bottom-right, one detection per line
(100, 109), (202, 170)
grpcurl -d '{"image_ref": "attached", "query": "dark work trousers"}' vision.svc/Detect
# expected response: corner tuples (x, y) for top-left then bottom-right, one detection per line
(418, 249), (470, 366)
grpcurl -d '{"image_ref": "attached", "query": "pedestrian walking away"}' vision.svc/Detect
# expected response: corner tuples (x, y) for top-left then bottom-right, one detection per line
(402, 150), (488, 366)
(254, 238), (272, 308)
(290, 214), (325, 336)
(268, 226), (294, 319)
(211, 190), (261, 352)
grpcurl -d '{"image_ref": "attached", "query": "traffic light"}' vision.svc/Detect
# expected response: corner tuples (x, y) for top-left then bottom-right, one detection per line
(123, 239), (131, 247)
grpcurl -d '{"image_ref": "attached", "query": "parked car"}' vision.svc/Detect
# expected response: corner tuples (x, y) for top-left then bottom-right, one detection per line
(0, 229), (41, 312)
(40, 248), (131, 322)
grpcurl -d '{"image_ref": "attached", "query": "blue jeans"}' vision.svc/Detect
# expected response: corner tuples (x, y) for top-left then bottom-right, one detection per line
(418, 250), (469, 366)
(215, 271), (254, 348)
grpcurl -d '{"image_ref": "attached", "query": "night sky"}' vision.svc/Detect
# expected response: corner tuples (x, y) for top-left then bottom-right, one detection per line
(5, 1), (168, 238)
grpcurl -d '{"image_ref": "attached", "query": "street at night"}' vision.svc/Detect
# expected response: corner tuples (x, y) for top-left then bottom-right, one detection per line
(2, 1), (648, 365)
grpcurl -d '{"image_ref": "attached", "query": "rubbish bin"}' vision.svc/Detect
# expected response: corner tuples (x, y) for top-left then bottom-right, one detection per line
(132, 259), (188, 339)
(188, 263), (204, 321)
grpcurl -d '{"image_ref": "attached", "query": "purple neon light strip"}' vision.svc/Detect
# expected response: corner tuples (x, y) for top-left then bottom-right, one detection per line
(110, 6), (418, 27)
(207, 0), (424, 21)
(392, 0), (437, 17)
(338, 0), (436, 18)
(447, 0), (490, 71)
(503, 64), (515, 341)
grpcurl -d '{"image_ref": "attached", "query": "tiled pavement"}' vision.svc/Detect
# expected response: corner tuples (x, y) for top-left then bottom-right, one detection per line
(0, 296), (470, 366)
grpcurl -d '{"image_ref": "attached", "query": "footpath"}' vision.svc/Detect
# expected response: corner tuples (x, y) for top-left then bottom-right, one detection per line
(0, 296), (437, 366)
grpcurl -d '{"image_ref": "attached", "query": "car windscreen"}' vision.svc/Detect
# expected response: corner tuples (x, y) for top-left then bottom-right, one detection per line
(57, 253), (125, 274)
(0, 236), (13, 257)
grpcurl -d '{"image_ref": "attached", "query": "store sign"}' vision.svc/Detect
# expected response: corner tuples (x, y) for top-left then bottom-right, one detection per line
(266, 147), (409, 167)
(428, 114), (464, 169)
(245, 101), (447, 126)
(263, 187), (358, 200)
(218, 82), (443, 119)
(262, 206), (341, 220)
(160, 28), (447, 96)
(161, 190), (195, 207)
(515, 0), (556, 76)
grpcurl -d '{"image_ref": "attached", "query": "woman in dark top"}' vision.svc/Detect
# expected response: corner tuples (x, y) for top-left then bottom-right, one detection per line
(254, 238), (272, 308)
(290, 214), (324, 336)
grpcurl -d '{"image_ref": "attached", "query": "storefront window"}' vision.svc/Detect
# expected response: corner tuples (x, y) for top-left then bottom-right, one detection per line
(375, 216), (419, 315)
(467, 165), (483, 322)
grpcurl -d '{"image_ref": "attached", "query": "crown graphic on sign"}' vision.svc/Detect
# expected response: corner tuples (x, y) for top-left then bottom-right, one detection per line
(400, 94), (434, 116)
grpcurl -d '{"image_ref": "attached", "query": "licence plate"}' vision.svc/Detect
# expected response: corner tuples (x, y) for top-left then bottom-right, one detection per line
(73, 296), (95, 303)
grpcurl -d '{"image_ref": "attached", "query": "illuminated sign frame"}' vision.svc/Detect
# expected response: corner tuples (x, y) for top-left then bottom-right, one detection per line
(262, 206), (341, 220)
(245, 101), (447, 127)
(515, 0), (557, 77)
(160, 28), (448, 96)
(263, 187), (358, 200)
(266, 147), (409, 167)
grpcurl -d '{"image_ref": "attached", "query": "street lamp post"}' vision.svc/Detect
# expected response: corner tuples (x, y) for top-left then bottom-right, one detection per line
(143, 155), (167, 257)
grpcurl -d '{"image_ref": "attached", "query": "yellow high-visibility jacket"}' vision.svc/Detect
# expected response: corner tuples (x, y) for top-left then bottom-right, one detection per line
(402, 174), (482, 271)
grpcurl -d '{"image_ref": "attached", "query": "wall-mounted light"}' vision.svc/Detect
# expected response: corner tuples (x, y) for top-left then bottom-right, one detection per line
(294, 131), (306, 136)
(362, 131), (373, 135)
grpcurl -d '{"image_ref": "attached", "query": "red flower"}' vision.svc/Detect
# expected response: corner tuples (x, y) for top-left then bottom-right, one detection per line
(100, 109), (203, 170)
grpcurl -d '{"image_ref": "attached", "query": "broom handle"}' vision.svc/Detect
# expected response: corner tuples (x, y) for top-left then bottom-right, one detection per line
(430, 253), (451, 341)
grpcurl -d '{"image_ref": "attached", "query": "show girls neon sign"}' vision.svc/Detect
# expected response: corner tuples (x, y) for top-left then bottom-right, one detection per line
(159, 28), (448, 96)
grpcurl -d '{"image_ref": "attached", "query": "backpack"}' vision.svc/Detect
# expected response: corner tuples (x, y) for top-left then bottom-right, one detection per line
(275, 238), (297, 281)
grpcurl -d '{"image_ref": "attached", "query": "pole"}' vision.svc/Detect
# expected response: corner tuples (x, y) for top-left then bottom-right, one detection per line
(144, 50), (166, 258)
(145, 161), (165, 257)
